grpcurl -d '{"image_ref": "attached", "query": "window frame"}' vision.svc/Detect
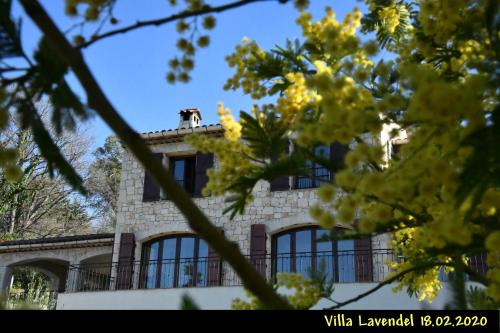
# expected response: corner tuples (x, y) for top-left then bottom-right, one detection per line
(293, 145), (331, 190)
(271, 226), (361, 283)
(169, 155), (196, 195)
(140, 234), (207, 289)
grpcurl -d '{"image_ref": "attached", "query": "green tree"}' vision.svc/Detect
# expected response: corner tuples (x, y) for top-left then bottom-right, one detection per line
(0, 103), (91, 238)
(1, 0), (498, 310)
(86, 136), (121, 231)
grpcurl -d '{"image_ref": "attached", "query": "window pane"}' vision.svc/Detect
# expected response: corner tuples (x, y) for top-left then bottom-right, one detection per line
(144, 242), (159, 289)
(197, 240), (208, 287)
(316, 230), (334, 282)
(314, 146), (330, 184)
(276, 234), (291, 274)
(184, 157), (196, 194)
(178, 237), (196, 287)
(337, 240), (355, 282)
(160, 238), (176, 288)
(295, 230), (312, 278)
(173, 159), (185, 187)
(315, 145), (330, 158)
(296, 146), (330, 189)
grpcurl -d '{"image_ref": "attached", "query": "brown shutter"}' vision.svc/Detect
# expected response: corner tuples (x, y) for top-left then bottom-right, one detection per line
(142, 153), (163, 202)
(250, 224), (267, 276)
(330, 141), (346, 170)
(270, 141), (290, 191)
(207, 228), (223, 286)
(354, 236), (373, 282)
(193, 152), (214, 197)
(116, 233), (135, 290)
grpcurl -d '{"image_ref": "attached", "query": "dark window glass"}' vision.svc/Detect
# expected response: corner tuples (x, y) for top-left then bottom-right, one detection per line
(159, 238), (176, 288)
(170, 156), (196, 194)
(173, 160), (185, 186)
(295, 146), (331, 189)
(141, 235), (208, 289)
(276, 234), (291, 273)
(295, 230), (312, 278)
(316, 229), (334, 281)
(178, 237), (195, 287)
(196, 241), (209, 287)
(337, 240), (355, 282)
(145, 242), (159, 289)
(273, 227), (361, 282)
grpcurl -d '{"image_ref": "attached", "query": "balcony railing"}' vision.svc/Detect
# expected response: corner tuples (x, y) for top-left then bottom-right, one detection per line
(65, 249), (488, 293)
(66, 249), (397, 292)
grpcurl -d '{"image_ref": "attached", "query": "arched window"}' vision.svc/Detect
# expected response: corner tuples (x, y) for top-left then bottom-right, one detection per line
(272, 226), (373, 282)
(140, 235), (209, 288)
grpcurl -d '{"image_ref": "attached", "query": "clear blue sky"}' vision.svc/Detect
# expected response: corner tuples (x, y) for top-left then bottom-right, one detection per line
(12, 0), (366, 150)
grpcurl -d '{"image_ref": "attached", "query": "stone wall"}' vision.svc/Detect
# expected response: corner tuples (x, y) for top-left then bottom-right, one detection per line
(114, 142), (390, 264)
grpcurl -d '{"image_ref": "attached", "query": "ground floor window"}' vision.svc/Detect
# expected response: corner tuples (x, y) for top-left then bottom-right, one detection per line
(141, 235), (209, 288)
(273, 227), (372, 282)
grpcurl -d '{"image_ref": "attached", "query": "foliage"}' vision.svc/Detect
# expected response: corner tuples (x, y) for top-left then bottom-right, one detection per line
(232, 272), (322, 310)
(1, 0), (498, 310)
(1, 0), (88, 193)
(0, 105), (91, 238)
(187, 0), (500, 308)
(5, 267), (56, 310)
(86, 136), (122, 231)
(179, 293), (201, 310)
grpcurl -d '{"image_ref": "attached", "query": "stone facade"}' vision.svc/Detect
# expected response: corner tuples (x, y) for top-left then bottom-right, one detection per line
(113, 133), (390, 264)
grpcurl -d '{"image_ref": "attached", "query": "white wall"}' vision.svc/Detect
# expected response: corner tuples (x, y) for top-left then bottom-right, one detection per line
(57, 282), (482, 310)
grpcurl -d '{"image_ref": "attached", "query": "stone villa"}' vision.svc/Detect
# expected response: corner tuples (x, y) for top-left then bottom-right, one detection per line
(0, 109), (486, 309)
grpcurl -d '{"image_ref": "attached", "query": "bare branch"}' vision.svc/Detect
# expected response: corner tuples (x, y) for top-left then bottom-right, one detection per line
(20, 0), (291, 309)
(325, 262), (452, 310)
(79, 0), (279, 49)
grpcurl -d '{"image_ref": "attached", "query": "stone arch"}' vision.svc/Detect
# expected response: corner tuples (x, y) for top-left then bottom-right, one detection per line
(133, 229), (195, 263)
(4, 258), (70, 293)
(79, 252), (113, 265)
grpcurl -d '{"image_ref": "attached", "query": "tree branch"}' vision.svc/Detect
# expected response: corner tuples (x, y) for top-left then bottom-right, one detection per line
(19, 0), (291, 309)
(79, 0), (278, 49)
(325, 262), (451, 310)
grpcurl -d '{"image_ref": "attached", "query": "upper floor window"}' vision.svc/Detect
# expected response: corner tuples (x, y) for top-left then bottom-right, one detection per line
(140, 234), (220, 288)
(272, 226), (373, 282)
(294, 145), (331, 189)
(270, 142), (346, 192)
(171, 156), (196, 194)
(142, 152), (214, 202)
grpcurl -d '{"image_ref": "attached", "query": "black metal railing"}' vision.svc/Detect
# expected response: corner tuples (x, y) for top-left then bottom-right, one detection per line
(66, 249), (397, 292)
(65, 250), (488, 293)
(294, 167), (330, 189)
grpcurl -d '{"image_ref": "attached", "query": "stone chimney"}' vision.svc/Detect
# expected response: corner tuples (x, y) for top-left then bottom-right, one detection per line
(178, 108), (201, 129)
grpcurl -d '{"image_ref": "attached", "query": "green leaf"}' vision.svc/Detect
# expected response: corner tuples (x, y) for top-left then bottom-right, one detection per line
(240, 110), (288, 160)
(455, 106), (500, 216)
(32, 37), (91, 135)
(179, 293), (201, 310)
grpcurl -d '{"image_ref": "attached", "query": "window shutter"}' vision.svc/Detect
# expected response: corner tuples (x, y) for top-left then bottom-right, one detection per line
(207, 228), (223, 286)
(142, 153), (163, 202)
(250, 224), (267, 276)
(193, 152), (214, 197)
(116, 233), (135, 290)
(270, 141), (290, 191)
(330, 141), (346, 170)
(354, 236), (373, 282)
